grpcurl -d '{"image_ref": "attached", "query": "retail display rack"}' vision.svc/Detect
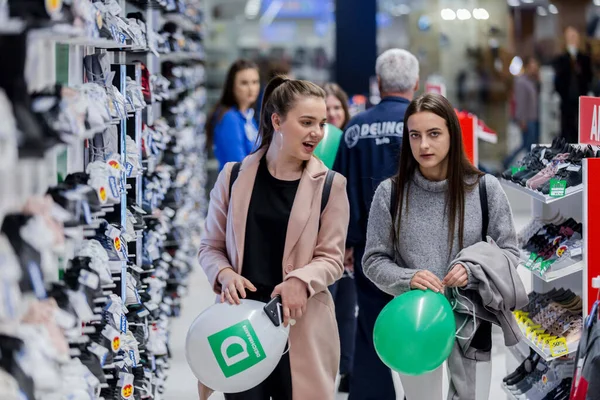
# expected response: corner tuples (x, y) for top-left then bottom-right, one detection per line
(499, 97), (600, 365)
(502, 152), (587, 362)
(0, 1), (206, 399)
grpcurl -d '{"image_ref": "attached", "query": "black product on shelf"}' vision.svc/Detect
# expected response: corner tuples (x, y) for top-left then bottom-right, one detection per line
(501, 137), (599, 195)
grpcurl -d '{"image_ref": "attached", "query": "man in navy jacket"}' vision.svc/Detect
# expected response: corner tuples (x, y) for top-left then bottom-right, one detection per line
(333, 48), (420, 400)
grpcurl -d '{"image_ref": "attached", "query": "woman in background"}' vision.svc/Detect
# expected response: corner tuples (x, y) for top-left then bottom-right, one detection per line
(323, 82), (354, 393)
(323, 83), (350, 132)
(207, 59), (260, 171)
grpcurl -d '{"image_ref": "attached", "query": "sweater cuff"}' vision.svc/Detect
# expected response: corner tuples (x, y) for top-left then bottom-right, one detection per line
(462, 263), (478, 290)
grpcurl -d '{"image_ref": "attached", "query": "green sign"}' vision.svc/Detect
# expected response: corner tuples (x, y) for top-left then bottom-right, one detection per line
(549, 179), (567, 198)
(55, 44), (70, 85)
(511, 165), (526, 175)
(207, 320), (266, 378)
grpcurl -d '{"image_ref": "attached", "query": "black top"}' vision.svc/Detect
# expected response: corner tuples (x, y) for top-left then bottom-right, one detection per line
(242, 157), (300, 298)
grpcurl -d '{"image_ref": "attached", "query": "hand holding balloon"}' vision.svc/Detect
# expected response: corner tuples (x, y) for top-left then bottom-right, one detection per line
(217, 268), (257, 304)
(271, 277), (308, 327)
(410, 270), (444, 292)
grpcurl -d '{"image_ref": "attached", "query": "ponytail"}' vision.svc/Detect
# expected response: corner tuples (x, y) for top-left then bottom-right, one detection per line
(256, 75), (326, 151)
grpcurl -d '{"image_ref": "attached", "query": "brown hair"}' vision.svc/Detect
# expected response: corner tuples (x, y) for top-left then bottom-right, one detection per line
(256, 75), (326, 151)
(323, 82), (351, 129)
(390, 93), (483, 255)
(206, 59), (259, 149)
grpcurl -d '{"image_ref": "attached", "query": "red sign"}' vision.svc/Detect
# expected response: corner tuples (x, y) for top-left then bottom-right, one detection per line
(578, 96), (600, 145)
(457, 111), (478, 166)
(584, 158), (600, 316)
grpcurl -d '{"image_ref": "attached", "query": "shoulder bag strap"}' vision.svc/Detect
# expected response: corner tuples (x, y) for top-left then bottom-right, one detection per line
(479, 174), (489, 242)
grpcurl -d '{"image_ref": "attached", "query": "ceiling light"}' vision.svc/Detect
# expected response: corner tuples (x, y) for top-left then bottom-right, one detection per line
(537, 6), (548, 16)
(548, 4), (558, 14)
(441, 8), (456, 20)
(473, 8), (489, 20)
(521, 0), (534, 3)
(397, 4), (411, 15)
(457, 9), (471, 20)
(509, 56), (523, 76)
(507, 0), (520, 6)
(245, 0), (261, 18)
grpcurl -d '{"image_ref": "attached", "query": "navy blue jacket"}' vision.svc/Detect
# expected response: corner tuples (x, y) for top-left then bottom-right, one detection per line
(333, 96), (410, 248)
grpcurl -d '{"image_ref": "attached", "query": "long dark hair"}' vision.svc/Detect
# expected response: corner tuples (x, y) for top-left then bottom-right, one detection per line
(256, 75), (326, 151)
(391, 93), (483, 255)
(323, 82), (351, 129)
(206, 59), (259, 149)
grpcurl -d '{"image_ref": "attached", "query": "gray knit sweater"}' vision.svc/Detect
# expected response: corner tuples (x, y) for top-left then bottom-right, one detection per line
(363, 170), (519, 296)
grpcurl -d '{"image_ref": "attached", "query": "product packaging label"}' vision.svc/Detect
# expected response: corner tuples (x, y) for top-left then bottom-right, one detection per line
(109, 176), (119, 198)
(98, 187), (108, 204)
(207, 320), (266, 378)
(549, 179), (567, 198)
(120, 314), (127, 333)
(126, 162), (134, 177)
(549, 338), (568, 357)
(120, 373), (134, 399)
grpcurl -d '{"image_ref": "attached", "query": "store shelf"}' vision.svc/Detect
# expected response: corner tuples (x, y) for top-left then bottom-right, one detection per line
(518, 327), (578, 361)
(519, 252), (584, 282)
(501, 179), (583, 204)
(27, 28), (134, 49)
(501, 384), (519, 400)
(159, 51), (205, 62)
(163, 13), (199, 32)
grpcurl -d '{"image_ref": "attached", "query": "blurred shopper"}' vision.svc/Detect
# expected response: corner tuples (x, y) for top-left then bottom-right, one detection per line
(503, 56), (540, 169)
(324, 83), (351, 130)
(254, 60), (293, 123)
(554, 27), (592, 143)
(322, 82), (355, 393)
(207, 59), (260, 171)
(363, 93), (523, 400)
(333, 49), (419, 400)
(198, 76), (350, 400)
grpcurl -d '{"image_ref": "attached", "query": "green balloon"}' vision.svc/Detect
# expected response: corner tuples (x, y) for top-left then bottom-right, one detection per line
(313, 123), (343, 169)
(373, 290), (456, 376)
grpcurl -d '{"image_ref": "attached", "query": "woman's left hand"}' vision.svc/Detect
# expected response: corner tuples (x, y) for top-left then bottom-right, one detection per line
(271, 278), (308, 327)
(442, 264), (468, 288)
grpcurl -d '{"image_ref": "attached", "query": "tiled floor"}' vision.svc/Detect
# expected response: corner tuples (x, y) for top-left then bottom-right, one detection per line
(165, 188), (534, 400)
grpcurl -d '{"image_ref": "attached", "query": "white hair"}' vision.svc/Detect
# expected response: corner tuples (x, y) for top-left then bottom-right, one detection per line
(375, 49), (419, 94)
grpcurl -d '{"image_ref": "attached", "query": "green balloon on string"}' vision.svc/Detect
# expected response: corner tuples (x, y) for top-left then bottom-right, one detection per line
(313, 123), (343, 169)
(373, 290), (456, 376)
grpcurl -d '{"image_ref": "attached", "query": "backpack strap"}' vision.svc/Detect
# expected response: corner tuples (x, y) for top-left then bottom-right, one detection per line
(228, 162), (242, 201)
(318, 170), (336, 230)
(390, 178), (398, 222)
(479, 174), (489, 242)
(321, 170), (336, 215)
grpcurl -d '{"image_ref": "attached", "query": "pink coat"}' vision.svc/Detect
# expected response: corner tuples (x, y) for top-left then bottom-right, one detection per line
(197, 148), (350, 399)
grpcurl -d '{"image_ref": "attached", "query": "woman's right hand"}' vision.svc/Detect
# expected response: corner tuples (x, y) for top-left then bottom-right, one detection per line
(217, 268), (257, 304)
(410, 270), (444, 293)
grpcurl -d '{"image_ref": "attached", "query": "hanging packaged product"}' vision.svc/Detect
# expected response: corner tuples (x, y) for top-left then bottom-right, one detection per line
(119, 372), (135, 399)
(549, 179), (567, 198)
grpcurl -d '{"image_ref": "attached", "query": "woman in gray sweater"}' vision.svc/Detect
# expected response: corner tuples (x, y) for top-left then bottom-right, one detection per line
(363, 93), (520, 399)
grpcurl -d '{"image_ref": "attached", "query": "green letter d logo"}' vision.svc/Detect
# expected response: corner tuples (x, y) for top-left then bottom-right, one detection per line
(208, 320), (267, 378)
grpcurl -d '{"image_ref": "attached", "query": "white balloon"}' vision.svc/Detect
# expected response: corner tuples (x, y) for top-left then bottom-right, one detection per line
(185, 300), (290, 393)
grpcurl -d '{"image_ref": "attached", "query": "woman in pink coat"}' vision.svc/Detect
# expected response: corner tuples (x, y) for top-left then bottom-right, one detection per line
(198, 75), (350, 400)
